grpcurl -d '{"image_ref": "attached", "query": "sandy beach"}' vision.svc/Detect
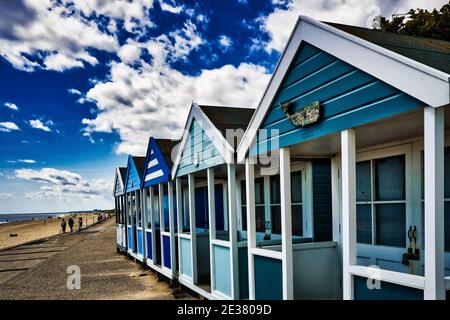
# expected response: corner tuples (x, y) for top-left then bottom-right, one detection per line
(0, 211), (111, 250)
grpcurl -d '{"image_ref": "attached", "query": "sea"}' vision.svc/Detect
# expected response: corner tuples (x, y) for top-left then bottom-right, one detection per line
(0, 212), (73, 224)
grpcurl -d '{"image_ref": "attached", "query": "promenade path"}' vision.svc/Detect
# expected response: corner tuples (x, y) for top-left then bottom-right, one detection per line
(0, 218), (194, 300)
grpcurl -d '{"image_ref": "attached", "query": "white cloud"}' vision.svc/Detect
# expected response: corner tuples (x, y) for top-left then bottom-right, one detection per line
(4, 102), (19, 111)
(0, 193), (13, 200)
(29, 119), (53, 132)
(159, 0), (183, 14)
(218, 35), (233, 51)
(261, 0), (449, 53)
(18, 159), (36, 164)
(68, 88), (82, 96)
(117, 40), (142, 64)
(0, 0), (120, 72)
(82, 58), (269, 155)
(0, 122), (21, 132)
(15, 167), (111, 200)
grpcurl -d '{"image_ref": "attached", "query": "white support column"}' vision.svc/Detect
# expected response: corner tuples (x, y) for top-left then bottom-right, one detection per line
(141, 188), (147, 258)
(228, 164), (239, 299)
(168, 181), (176, 274)
(207, 168), (216, 291)
(331, 156), (342, 299)
(158, 183), (164, 266)
(424, 106), (445, 300)
(341, 129), (357, 300)
(176, 178), (183, 274)
(188, 173), (198, 283)
(280, 148), (293, 300)
(149, 186), (156, 263)
(245, 158), (256, 300)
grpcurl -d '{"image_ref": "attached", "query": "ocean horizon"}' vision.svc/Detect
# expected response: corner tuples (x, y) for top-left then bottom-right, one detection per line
(0, 210), (102, 224)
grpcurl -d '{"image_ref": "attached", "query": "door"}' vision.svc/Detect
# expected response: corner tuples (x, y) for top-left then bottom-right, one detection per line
(356, 144), (413, 274)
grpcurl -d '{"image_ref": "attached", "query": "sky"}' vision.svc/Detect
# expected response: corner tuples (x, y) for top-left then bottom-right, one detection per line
(0, 0), (447, 214)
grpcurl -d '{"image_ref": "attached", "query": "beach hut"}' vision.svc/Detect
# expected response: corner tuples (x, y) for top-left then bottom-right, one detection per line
(141, 138), (179, 280)
(171, 102), (254, 299)
(113, 167), (127, 252)
(237, 16), (450, 300)
(124, 155), (146, 262)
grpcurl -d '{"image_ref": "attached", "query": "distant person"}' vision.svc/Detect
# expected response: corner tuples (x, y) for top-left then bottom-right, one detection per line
(68, 217), (74, 232)
(61, 218), (67, 234)
(78, 217), (83, 232)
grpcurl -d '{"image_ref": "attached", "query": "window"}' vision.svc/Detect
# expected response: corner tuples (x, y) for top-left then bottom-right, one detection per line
(270, 172), (304, 236)
(356, 155), (406, 247)
(145, 189), (152, 228)
(240, 178), (265, 232)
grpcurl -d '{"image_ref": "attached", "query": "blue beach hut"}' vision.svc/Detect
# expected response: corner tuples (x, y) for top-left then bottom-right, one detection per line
(124, 155), (146, 262)
(171, 102), (254, 299)
(113, 167), (127, 252)
(141, 138), (179, 280)
(237, 16), (450, 300)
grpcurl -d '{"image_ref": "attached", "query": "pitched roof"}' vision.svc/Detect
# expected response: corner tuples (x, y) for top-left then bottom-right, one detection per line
(154, 138), (179, 169)
(327, 22), (450, 74)
(132, 156), (146, 177)
(198, 105), (255, 136)
(118, 167), (127, 184)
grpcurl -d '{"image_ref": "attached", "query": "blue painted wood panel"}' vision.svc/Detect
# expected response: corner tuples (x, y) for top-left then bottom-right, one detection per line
(312, 160), (332, 242)
(142, 138), (171, 188)
(250, 42), (426, 157)
(163, 235), (171, 269)
(238, 246), (249, 299)
(127, 226), (133, 251)
(194, 185), (225, 230)
(354, 276), (423, 300)
(254, 255), (283, 300)
(146, 231), (152, 259)
(213, 245), (231, 297)
(180, 237), (192, 277)
(125, 156), (142, 192)
(176, 119), (225, 177)
(137, 229), (143, 255)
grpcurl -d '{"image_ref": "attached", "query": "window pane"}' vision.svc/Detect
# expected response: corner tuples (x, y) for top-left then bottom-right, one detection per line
(356, 161), (371, 202)
(291, 171), (302, 203)
(270, 175), (281, 204)
(357, 204), (372, 244)
(445, 147), (450, 199)
(255, 177), (264, 204)
(292, 204), (303, 236)
(241, 206), (247, 231)
(445, 202), (450, 252)
(241, 180), (246, 205)
(271, 205), (281, 234)
(256, 207), (265, 232)
(376, 204), (406, 247)
(375, 155), (405, 201)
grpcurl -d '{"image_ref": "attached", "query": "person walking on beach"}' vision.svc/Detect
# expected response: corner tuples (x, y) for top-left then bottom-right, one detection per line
(61, 218), (67, 234)
(68, 217), (74, 233)
(78, 216), (83, 232)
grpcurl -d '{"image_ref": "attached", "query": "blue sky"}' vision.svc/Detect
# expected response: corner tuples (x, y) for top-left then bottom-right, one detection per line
(0, 0), (446, 214)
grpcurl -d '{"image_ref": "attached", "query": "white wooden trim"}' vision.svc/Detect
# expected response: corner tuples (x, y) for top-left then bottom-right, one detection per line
(341, 129), (357, 300)
(250, 248), (283, 260)
(331, 156), (342, 299)
(176, 178), (183, 275)
(171, 103), (235, 178)
(188, 174), (198, 283)
(168, 181), (176, 273)
(349, 265), (425, 290)
(236, 16), (450, 163)
(149, 186), (157, 265)
(228, 164), (239, 299)
(245, 158), (256, 300)
(423, 106), (446, 300)
(158, 183), (164, 267)
(211, 239), (231, 248)
(207, 167), (216, 292)
(178, 233), (191, 240)
(280, 148), (293, 300)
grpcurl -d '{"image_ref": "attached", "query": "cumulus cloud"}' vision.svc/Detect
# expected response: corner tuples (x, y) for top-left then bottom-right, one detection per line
(0, 122), (21, 132)
(4, 102), (19, 111)
(29, 119), (54, 132)
(159, 0), (183, 14)
(15, 168), (110, 200)
(218, 35), (233, 51)
(261, 0), (449, 53)
(0, 0), (119, 71)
